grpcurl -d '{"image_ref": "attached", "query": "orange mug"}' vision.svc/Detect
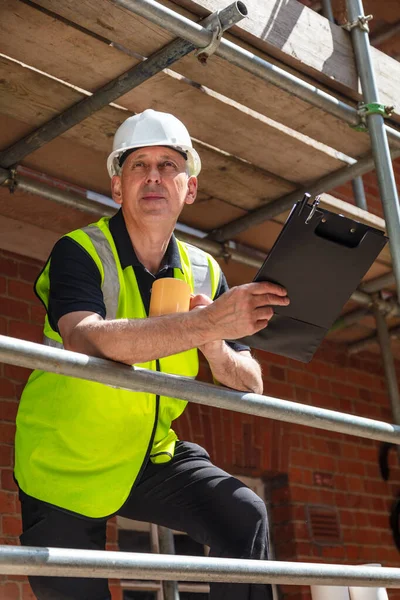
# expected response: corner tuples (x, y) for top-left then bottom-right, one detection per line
(149, 278), (191, 317)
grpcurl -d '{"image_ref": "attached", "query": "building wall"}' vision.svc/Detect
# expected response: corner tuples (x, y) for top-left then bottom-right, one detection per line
(1, 165), (400, 600)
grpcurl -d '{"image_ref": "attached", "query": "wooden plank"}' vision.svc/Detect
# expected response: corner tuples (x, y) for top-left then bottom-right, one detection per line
(23, 0), (373, 157)
(0, 18), (354, 184)
(0, 113), (294, 214)
(0, 114), (113, 199)
(180, 198), (245, 230)
(0, 57), (297, 211)
(171, 0), (400, 121)
(118, 69), (352, 183)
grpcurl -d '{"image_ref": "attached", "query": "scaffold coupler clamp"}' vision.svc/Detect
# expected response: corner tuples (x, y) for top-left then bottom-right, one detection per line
(195, 11), (223, 65)
(5, 168), (18, 194)
(372, 292), (396, 318)
(352, 102), (395, 133)
(342, 14), (373, 33)
(221, 241), (232, 263)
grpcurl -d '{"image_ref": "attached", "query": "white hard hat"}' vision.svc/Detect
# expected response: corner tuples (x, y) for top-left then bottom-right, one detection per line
(107, 109), (201, 178)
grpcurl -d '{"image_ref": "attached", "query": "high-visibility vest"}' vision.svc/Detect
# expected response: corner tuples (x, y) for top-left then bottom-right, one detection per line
(15, 216), (221, 518)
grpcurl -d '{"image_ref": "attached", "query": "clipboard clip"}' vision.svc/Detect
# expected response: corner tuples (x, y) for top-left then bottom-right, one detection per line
(305, 195), (321, 225)
(298, 192), (311, 216)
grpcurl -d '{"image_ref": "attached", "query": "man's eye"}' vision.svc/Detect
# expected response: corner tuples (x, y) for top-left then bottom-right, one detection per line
(162, 161), (176, 168)
(132, 162), (145, 169)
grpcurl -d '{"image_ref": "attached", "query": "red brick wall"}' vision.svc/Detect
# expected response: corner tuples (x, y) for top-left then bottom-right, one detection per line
(1, 231), (400, 600)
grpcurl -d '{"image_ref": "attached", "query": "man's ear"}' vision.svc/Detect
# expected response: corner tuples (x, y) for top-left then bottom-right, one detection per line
(111, 175), (123, 205)
(185, 176), (198, 206)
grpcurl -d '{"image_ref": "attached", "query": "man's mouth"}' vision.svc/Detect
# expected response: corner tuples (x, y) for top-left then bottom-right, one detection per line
(142, 193), (166, 200)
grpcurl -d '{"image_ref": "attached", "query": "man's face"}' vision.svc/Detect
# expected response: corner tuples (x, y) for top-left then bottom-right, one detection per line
(111, 146), (197, 225)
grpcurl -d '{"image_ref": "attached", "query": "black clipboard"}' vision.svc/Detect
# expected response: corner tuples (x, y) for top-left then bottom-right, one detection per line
(240, 194), (388, 363)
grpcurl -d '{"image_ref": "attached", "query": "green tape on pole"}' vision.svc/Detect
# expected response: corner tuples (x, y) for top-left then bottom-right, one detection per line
(351, 102), (393, 132)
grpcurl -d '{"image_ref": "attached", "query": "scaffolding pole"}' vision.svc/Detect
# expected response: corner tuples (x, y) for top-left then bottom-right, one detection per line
(361, 272), (395, 294)
(345, 0), (400, 435)
(0, 2), (246, 169)
(351, 176), (368, 210)
(321, 0), (335, 23)
(374, 306), (400, 424)
(158, 528), (180, 600)
(1, 335), (400, 444)
(348, 324), (400, 354)
(346, 0), (400, 303)
(112, 0), (400, 148)
(1, 545), (400, 585)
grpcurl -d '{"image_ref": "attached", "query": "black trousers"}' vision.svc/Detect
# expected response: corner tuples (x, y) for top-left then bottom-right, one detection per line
(19, 441), (272, 600)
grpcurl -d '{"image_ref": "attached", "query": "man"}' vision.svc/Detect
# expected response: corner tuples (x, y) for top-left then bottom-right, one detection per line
(15, 109), (289, 600)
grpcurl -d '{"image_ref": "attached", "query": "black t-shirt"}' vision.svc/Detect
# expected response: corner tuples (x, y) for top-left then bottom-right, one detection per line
(44, 210), (249, 353)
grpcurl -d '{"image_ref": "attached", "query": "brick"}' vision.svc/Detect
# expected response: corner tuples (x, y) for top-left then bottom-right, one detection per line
(0, 490), (16, 514)
(357, 445), (377, 462)
(8, 279), (36, 303)
(307, 360), (334, 378)
(257, 350), (287, 366)
(4, 364), (31, 384)
(0, 297), (30, 321)
(294, 387), (310, 403)
(288, 370), (317, 389)
(339, 397), (353, 413)
(0, 256), (18, 278)
(340, 510), (354, 526)
(0, 582), (20, 600)
(263, 381), (294, 400)
(0, 379), (15, 399)
(30, 304), (45, 325)
(322, 545), (346, 559)
(270, 365), (286, 381)
(2, 515), (22, 537)
(0, 445), (13, 467)
(0, 277), (6, 296)
(18, 261), (41, 283)
(9, 320), (43, 343)
(0, 401), (18, 422)
(0, 423), (16, 445)
(318, 378), (331, 393)
(0, 316), (7, 335)
(317, 455), (337, 471)
(1, 470), (17, 492)
(22, 582), (37, 600)
(331, 381), (359, 399)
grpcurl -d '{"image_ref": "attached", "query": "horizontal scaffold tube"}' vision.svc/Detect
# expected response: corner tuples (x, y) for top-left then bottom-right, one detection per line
(112, 0), (400, 148)
(1, 546), (400, 586)
(1, 335), (399, 444)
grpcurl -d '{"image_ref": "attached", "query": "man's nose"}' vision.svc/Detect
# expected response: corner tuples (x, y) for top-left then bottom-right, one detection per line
(145, 166), (161, 183)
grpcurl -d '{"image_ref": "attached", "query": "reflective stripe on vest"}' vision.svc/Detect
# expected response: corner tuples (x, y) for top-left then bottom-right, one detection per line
(83, 225), (120, 321)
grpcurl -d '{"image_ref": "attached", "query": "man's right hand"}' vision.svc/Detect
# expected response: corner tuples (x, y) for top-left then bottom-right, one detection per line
(198, 281), (289, 340)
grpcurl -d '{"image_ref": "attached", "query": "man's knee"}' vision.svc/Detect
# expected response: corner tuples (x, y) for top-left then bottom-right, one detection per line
(235, 488), (269, 558)
(210, 482), (269, 559)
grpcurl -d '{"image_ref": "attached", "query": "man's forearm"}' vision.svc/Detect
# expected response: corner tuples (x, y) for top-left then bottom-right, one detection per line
(201, 342), (263, 395)
(66, 311), (216, 365)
